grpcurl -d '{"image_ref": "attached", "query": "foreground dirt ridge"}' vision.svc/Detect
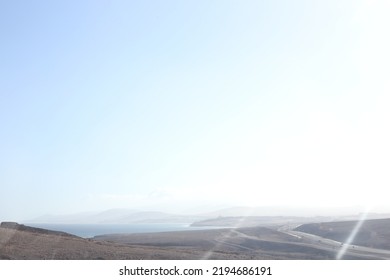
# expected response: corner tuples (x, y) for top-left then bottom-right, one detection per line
(0, 222), (77, 238)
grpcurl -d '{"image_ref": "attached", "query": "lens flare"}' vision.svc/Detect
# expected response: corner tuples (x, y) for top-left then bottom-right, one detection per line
(336, 208), (369, 260)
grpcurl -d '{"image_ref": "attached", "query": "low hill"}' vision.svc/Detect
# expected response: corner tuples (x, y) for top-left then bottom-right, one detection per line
(0, 222), (77, 237)
(94, 226), (365, 260)
(191, 216), (334, 228)
(295, 218), (390, 250)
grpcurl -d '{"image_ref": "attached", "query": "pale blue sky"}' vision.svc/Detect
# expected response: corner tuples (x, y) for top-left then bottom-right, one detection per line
(1, 1), (389, 220)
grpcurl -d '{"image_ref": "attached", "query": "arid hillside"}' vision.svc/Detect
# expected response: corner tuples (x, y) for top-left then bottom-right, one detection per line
(295, 218), (390, 250)
(0, 222), (229, 260)
(0, 222), (382, 260)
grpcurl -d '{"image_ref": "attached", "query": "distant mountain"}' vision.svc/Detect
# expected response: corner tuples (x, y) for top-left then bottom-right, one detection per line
(192, 208), (390, 227)
(85, 208), (139, 223)
(26, 209), (206, 224)
(99, 210), (203, 224)
(29, 211), (102, 224)
(26, 206), (386, 225)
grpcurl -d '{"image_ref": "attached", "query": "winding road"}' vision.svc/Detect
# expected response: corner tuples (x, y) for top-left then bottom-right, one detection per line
(280, 226), (390, 260)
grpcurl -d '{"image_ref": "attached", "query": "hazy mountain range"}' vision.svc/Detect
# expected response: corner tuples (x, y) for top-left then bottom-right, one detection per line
(23, 206), (390, 225)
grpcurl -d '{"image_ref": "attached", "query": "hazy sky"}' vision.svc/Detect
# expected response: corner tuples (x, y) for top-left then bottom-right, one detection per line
(1, 1), (389, 220)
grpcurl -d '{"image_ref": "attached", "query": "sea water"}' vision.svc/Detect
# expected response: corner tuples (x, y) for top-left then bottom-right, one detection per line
(25, 223), (220, 238)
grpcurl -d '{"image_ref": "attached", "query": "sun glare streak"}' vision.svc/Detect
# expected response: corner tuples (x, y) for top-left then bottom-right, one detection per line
(201, 208), (256, 259)
(336, 209), (370, 260)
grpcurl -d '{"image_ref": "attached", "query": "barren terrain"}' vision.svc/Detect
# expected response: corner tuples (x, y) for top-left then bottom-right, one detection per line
(2, 218), (390, 260)
(295, 218), (390, 250)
